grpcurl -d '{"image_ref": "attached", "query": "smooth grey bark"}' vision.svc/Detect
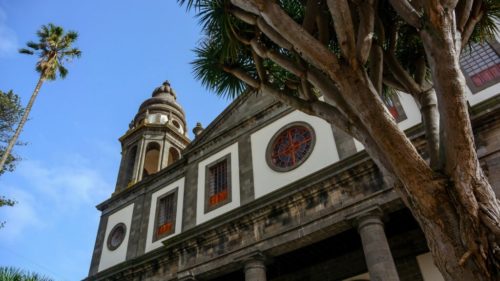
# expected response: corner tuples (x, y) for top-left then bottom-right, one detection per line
(418, 89), (440, 170)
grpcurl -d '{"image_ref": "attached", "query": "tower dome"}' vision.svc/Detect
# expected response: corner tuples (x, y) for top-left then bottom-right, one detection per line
(114, 80), (190, 193)
(132, 80), (187, 136)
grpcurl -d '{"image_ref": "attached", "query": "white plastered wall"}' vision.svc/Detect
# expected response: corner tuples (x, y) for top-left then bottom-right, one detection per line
(196, 142), (240, 224)
(396, 92), (421, 130)
(98, 203), (135, 272)
(145, 177), (185, 252)
(466, 82), (500, 106)
(417, 252), (445, 281)
(251, 110), (339, 199)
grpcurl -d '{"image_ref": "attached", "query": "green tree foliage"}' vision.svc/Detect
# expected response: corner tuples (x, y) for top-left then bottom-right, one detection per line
(0, 90), (24, 175)
(0, 267), (54, 281)
(0, 24), (81, 174)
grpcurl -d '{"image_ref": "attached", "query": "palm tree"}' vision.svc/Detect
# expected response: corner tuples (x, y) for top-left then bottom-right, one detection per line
(0, 266), (54, 281)
(0, 23), (81, 173)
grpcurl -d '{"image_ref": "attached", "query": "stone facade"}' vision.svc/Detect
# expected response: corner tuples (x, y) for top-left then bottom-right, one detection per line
(85, 45), (500, 281)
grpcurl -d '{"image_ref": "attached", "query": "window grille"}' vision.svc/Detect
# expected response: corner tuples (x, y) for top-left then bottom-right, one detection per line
(460, 41), (500, 92)
(208, 160), (229, 206)
(155, 191), (177, 240)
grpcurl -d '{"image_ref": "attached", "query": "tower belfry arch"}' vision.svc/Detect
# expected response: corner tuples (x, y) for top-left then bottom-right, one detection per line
(114, 81), (190, 192)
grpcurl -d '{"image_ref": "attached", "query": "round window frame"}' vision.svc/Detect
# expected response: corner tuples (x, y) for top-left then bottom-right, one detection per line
(265, 122), (316, 172)
(107, 223), (127, 251)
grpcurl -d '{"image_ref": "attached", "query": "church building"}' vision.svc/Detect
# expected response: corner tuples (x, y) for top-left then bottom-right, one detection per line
(85, 40), (500, 281)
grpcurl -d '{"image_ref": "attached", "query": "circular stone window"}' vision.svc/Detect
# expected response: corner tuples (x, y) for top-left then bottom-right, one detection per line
(107, 223), (126, 251)
(266, 122), (316, 172)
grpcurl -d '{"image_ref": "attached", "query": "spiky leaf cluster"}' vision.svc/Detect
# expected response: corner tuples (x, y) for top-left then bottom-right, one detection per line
(0, 267), (54, 281)
(19, 23), (81, 81)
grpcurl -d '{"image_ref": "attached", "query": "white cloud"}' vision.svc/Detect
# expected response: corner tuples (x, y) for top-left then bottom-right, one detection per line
(17, 157), (110, 211)
(0, 188), (44, 240)
(0, 155), (112, 240)
(0, 6), (18, 57)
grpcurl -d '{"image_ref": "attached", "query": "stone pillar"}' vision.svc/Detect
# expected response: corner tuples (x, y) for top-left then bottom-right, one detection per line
(133, 137), (146, 182)
(357, 212), (400, 281)
(244, 255), (267, 281)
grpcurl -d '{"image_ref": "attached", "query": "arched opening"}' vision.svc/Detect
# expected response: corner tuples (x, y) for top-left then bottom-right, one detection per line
(168, 147), (180, 165)
(143, 142), (161, 177)
(124, 145), (138, 186)
(172, 120), (184, 134)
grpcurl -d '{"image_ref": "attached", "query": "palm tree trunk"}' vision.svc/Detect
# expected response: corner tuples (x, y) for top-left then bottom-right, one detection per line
(0, 75), (45, 174)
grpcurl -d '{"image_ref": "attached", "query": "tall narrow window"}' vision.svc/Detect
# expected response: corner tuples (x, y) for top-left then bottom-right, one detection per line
(205, 155), (232, 213)
(154, 190), (177, 241)
(143, 142), (160, 177)
(167, 147), (180, 166)
(124, 146), (138, 187)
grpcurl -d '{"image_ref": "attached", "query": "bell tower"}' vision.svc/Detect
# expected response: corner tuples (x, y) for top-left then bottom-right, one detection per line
(114, 81), (190, 193)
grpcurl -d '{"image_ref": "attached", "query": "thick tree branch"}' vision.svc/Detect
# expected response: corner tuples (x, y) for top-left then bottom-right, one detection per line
(383, 74), (406, 92)
(250, 39), (304, 77)
(316, 6), (330, 45)
(369, 43), (383, 93)
(251, 49), (266, 80)
(461, 10), (484, 48)
(456, 0), (474, 32)
(415, 56), (427, 85)
(384, 50), (424, 93)
(388, 0), (422, 29)
(235, 0), (342, 77)
(302, 0), (319, 33)
(356, 0), (375, 64)
(223, 66), (260, 88)
(327, 0), (357, 66)
(231, 7), (295, 50)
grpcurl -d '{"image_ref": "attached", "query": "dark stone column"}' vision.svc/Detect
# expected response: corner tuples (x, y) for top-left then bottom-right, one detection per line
(357, 212), (400, 281)
(244, 255), (267, 281)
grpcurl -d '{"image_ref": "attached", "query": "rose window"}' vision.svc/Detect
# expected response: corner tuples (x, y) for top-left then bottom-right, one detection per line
(266, 123), (315, 172)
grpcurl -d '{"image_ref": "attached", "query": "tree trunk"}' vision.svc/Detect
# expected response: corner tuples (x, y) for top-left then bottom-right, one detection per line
(0, 75), (45, 174)
(224, 1), (500, 279)
(417, 10), (500, 281)
(418, 89), (441, 170)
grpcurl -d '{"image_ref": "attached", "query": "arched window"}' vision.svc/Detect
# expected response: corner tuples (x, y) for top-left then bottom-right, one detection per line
(168, 147), (180, 165)
(143, 142), (161, 177)
(124, 146), (138, 186)
(172, 120), (184, 134)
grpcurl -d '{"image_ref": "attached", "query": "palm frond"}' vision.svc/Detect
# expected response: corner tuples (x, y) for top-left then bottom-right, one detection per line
(19, 48), (34, 55)
(58, 65), (68, 79)
(25, 23), (81, 80)
(192, 39), (250, 99)
(26, 41), (41, 50)
(468, 0), (500, 44)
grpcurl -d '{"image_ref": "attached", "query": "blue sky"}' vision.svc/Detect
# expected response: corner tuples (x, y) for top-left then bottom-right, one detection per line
(0, 1), (229, 280)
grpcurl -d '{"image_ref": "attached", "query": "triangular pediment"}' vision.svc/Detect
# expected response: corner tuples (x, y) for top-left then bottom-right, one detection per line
(186, 89), (284, 151)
